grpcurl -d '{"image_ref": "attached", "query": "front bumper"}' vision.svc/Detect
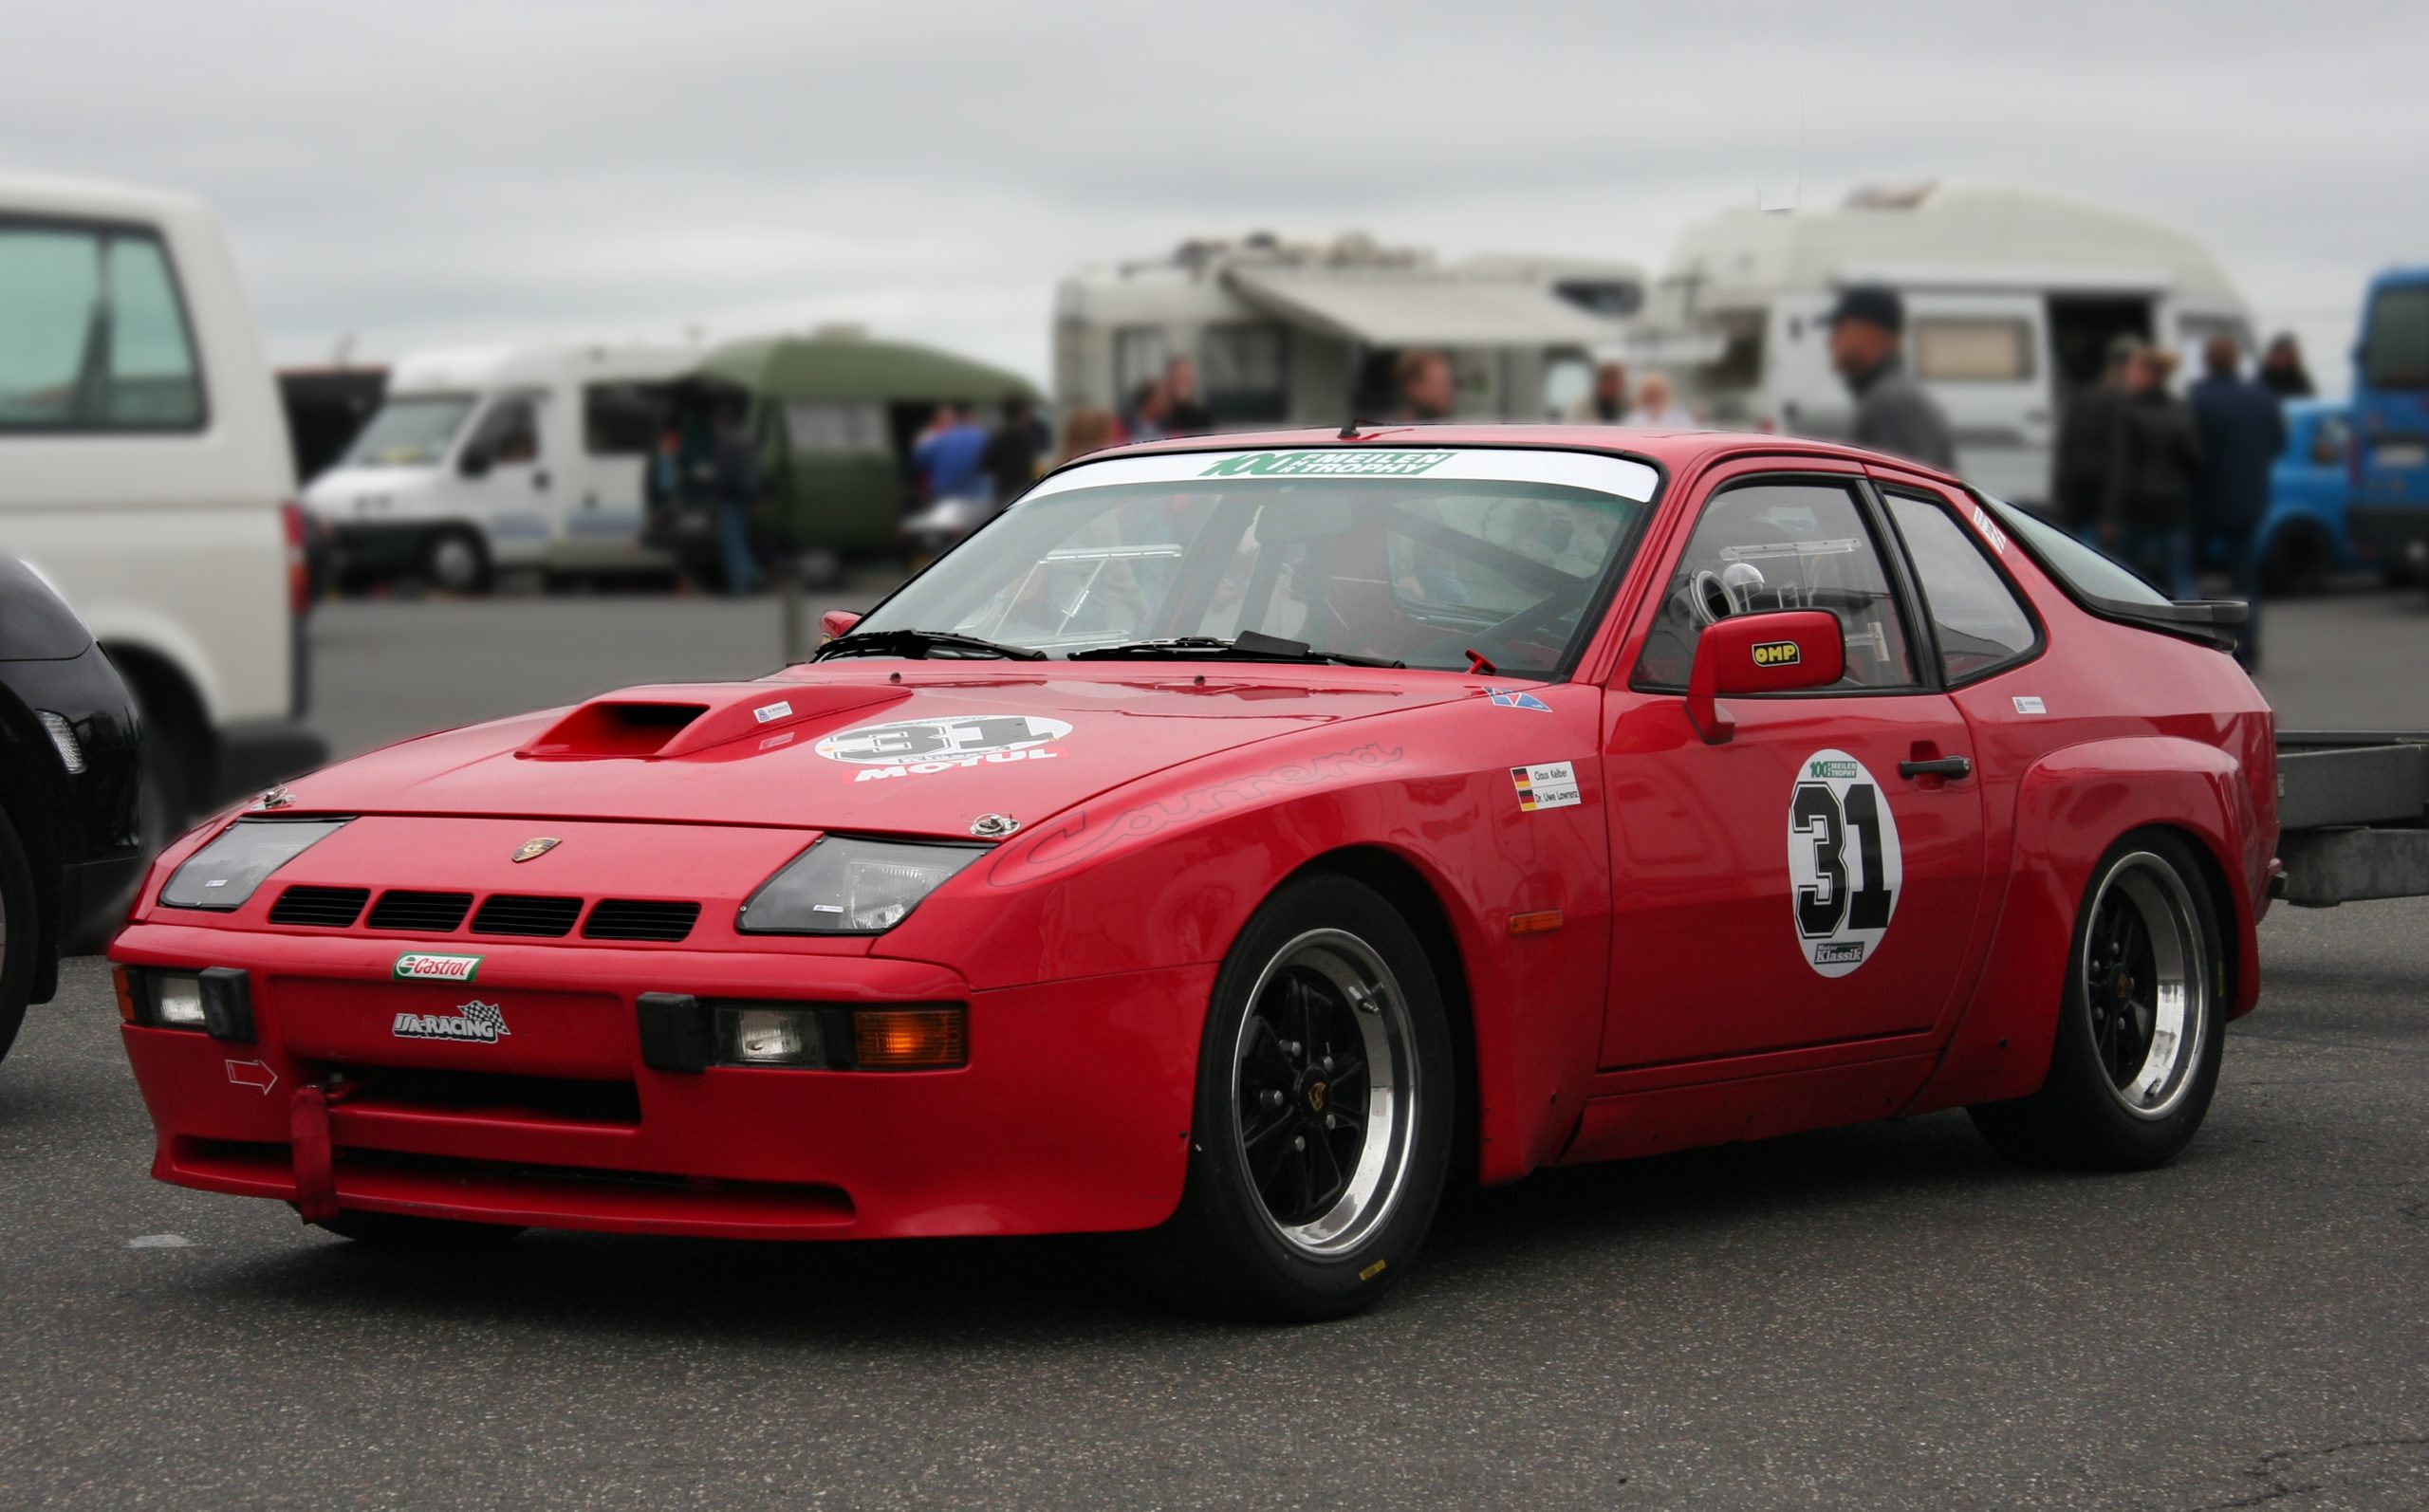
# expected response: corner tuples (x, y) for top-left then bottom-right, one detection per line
(111, 922), (1207, 1241)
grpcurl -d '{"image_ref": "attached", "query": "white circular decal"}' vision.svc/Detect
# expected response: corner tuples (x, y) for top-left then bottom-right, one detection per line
(814, 712), (1072, 767)
(1786, 748), (1903, 978)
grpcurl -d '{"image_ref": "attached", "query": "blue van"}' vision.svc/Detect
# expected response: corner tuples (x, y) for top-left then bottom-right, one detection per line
(2347, 266), (2429, 580)
(2245, 400), (2360, 594)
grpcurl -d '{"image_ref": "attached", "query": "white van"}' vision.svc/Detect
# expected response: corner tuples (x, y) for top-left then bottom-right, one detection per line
(0, 173), (322, 839)
(305, 341), (702, 590)
(1643, 182), (2255, 510)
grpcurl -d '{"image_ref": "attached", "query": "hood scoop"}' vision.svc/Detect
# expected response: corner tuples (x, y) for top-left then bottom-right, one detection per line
(517, 682), (907, 761)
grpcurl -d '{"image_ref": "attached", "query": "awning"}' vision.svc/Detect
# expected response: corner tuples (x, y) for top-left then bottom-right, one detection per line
(1224, 266), (1624, 348)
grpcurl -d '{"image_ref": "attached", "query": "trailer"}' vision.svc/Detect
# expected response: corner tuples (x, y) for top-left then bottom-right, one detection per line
(2274, 730), (2429, 906)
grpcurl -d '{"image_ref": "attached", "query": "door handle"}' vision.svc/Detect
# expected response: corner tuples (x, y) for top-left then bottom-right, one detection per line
(533, 470), (551, 491)
(1899, 755), (1973, 781)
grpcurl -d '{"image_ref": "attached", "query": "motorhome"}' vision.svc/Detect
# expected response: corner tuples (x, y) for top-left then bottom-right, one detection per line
(304, 341), (702, 590)
(1055, 232), (1641, 427)
(1643, 182), (2255, 511)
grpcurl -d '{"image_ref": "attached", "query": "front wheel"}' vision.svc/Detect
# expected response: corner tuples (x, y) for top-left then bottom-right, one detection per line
(1970, 831), (2226, 1170)
(1148, 874), (1455, 1321)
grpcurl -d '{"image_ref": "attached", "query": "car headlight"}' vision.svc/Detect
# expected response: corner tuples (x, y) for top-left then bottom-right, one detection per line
(159, 818), (350, 912)
(737, 836), (982, 934)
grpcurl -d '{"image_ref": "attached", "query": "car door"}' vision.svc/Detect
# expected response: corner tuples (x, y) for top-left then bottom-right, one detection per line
(1599, 463), (1989, 1069)
(1903, 292), (2053, 509)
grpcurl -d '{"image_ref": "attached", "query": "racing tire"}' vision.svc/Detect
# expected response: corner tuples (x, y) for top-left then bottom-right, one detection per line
(425, 529), (491, 595)
(0, 808), (39, 1067)
(1147, 873), (1455, 1322)
(1968, 831), (2226, 1171)
(316, 1211), (526, 1249)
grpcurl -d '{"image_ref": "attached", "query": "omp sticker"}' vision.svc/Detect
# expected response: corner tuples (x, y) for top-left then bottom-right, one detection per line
(1788, 748), (1903, 978)
(753, 699), (794, 725)
(393, 951), (482, 984)
(1199, 451), (1455, 479)
(1969, 504), (2011, 556)
(1511, 762), (1582, 812)
(392, 1000), (510, 1044)
(1752, 639), (1802, 668)
(2012, 695), (2047, 714)
(817, 713), (1072, 772)
(1483, 687), (1552, 711)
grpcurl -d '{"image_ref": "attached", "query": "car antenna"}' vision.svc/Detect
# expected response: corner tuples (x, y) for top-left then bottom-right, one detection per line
(1337, 416), (1365, 440)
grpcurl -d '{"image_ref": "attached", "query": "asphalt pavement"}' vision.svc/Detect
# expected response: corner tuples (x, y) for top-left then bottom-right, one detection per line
(4, 581), (2427, 1508)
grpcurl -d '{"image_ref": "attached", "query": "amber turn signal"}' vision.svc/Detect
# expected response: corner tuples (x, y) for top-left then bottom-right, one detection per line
(853, 1007), (967, 1069)
(111, 966), (137, 1023)
(1508, 909), (1565, 936)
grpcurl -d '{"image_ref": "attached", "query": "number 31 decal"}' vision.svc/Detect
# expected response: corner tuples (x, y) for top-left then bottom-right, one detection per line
(1786, 748), (1904, 978)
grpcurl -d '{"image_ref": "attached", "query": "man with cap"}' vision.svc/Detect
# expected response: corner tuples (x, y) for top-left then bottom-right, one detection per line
(1826, 285), (1954, 470)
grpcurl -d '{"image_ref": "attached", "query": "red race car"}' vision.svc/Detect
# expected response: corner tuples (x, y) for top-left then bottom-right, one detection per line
(110, 428), (2274, 1319)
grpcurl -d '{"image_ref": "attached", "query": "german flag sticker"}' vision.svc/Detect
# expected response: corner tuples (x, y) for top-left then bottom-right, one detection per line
(1751, 639), (1802, 668)
(1510, 761), (1582, 812)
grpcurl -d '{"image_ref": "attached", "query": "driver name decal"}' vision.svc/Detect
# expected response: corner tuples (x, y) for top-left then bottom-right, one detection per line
(1199, 451), (1454, 479)
(817, 713), (1072, 779)
(1787, 748), (1903, 977)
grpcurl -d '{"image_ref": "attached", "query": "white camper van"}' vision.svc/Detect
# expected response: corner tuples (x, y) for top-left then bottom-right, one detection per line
(0, 173), (321, 841)
(1056, 232), (1641, 426)
(1643, 182), (2254, 510)
(304, 341), (701, 590)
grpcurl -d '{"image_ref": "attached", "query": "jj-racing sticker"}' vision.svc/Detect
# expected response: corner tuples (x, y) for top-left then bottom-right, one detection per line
(1787, 748), (1902, 978)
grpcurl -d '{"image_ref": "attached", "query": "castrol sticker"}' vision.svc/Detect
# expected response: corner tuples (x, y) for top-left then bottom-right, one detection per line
(392, 951), (483, 984)
(1787, 749), (1902, 978)
(816, 713), (1071, 779)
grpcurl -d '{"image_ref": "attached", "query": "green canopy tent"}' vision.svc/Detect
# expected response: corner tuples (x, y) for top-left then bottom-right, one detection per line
(686, 332), (1042, 565)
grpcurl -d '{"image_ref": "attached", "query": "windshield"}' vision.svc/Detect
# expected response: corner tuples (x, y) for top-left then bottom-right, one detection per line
(342, 394), (476, 468)
(855, 448), (1660, 676)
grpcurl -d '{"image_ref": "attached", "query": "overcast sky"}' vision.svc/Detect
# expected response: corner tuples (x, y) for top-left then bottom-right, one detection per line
(9, 0), (2420, 388)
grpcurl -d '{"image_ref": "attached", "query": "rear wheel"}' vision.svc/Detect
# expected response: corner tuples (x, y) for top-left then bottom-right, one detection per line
(425, 528), (491, 595)
(1148, 874), (1454, 1321)
(0, 809), (39, 1066)
(1970, 832), (2226, 1170)
(317, 1210), (525, 1248)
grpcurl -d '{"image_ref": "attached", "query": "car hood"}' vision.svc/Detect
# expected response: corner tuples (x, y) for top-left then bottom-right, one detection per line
(279, 664), (1475, 839)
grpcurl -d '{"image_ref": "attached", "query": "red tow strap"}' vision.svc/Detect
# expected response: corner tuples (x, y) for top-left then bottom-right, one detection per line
(289, 1085), (339, 1225)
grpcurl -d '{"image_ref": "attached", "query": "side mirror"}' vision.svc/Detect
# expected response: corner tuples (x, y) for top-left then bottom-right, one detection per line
(457, 447), (492, 479)
(1685, 609), (1845, 745)
(819, 609), (862, 644)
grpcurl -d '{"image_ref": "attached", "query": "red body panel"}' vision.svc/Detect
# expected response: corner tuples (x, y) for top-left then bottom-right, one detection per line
(111, 428), (2277, 1238)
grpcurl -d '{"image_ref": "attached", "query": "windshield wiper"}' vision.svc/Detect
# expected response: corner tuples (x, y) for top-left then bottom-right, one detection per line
(1067, 631), (1403, 669)
(810, 628), (1047, 662)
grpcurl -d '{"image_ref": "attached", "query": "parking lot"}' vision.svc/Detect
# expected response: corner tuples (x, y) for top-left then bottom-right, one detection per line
(5, 583), (2427, 1507)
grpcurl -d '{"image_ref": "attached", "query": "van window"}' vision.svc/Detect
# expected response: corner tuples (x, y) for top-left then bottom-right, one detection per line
(1883, 490), (2039, 681)
(468, 397), (541, 466)
(2362, 286), (2429, 391)
(1200, 323), (1287, 423)
(1914, 318), (2033, 382)
(344, 395), (475, 468)
(583, 382), (669, 455)
(1114, 327), (1168, 401)
(783, 402), (887, 453)
(0, 221), (203, 433)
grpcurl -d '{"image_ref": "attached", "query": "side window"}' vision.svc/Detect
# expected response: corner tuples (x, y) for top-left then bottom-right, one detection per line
(0, 222), (202, 432)
(1884, 490), (2040, 683)
(469, 396), (541, 466)
(781, 401), (888, 454)
(2309, 415), (2350, 468)
(1634, 480), (1918, 691)
(1913, 318), (2034, 382)
(583, 382), (669, 455)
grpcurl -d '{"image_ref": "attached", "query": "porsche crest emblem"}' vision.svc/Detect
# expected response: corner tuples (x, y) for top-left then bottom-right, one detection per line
(511, 837), (562, 864)
(1307, 1081), (1328, 1113)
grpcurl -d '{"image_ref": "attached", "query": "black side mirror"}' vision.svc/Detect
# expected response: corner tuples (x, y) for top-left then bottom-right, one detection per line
(457, 447), (492, 479)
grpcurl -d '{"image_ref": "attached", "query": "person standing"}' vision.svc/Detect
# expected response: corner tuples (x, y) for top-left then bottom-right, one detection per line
(980, 394), (1043, 505)
(2054, 336), (2142, 537)
(1567, 360), (1629, 423)
(2190, 335), (2286, 670)
(2257, 333), (2315, 401)
(708, 400), (765, 598)
(1164, 356), (1212, 435)
(1825, 285), (1954, 470)
(2104, 347), (2205, 599)
(1631, 372), (1697, 428)
(1055, 407), (1119, 466)
(1391, 349), (1456, 423)
(1124, 379), (1173, 443)
(913, 402), (990, 502)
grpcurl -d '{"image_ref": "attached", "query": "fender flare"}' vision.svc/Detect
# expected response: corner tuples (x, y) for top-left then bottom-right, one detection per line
(1908, 735), (2263, 1115)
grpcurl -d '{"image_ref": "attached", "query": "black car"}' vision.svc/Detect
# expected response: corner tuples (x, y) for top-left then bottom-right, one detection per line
(0, 558), (142, 1064)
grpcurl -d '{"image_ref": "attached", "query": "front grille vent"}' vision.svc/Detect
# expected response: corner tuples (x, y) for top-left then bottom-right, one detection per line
(470, 894), (583, 937)
(366, 890), (474, 932)
(582, 899), (702, 942)
(268, 885), (370, 928)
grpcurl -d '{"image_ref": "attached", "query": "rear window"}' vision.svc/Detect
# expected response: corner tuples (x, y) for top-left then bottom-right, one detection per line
(2363, 285), (2429, 392)
(0, 220), (204, 433)
(1979, 494), (2172, 606)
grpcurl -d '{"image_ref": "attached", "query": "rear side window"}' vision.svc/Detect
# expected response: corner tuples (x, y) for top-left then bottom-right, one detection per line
(1884, 491), (2039, 682)
(0, 221), (203, 432)
(1980, 494), (2174, 606)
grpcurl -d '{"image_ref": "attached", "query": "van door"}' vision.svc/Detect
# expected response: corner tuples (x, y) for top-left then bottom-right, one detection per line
(1902, 293), (2053, 509)
(454, 389), (552, 570)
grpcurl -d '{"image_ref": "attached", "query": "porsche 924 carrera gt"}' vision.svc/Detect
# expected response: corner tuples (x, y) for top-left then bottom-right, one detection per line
(109, 427), (2274, 1318)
